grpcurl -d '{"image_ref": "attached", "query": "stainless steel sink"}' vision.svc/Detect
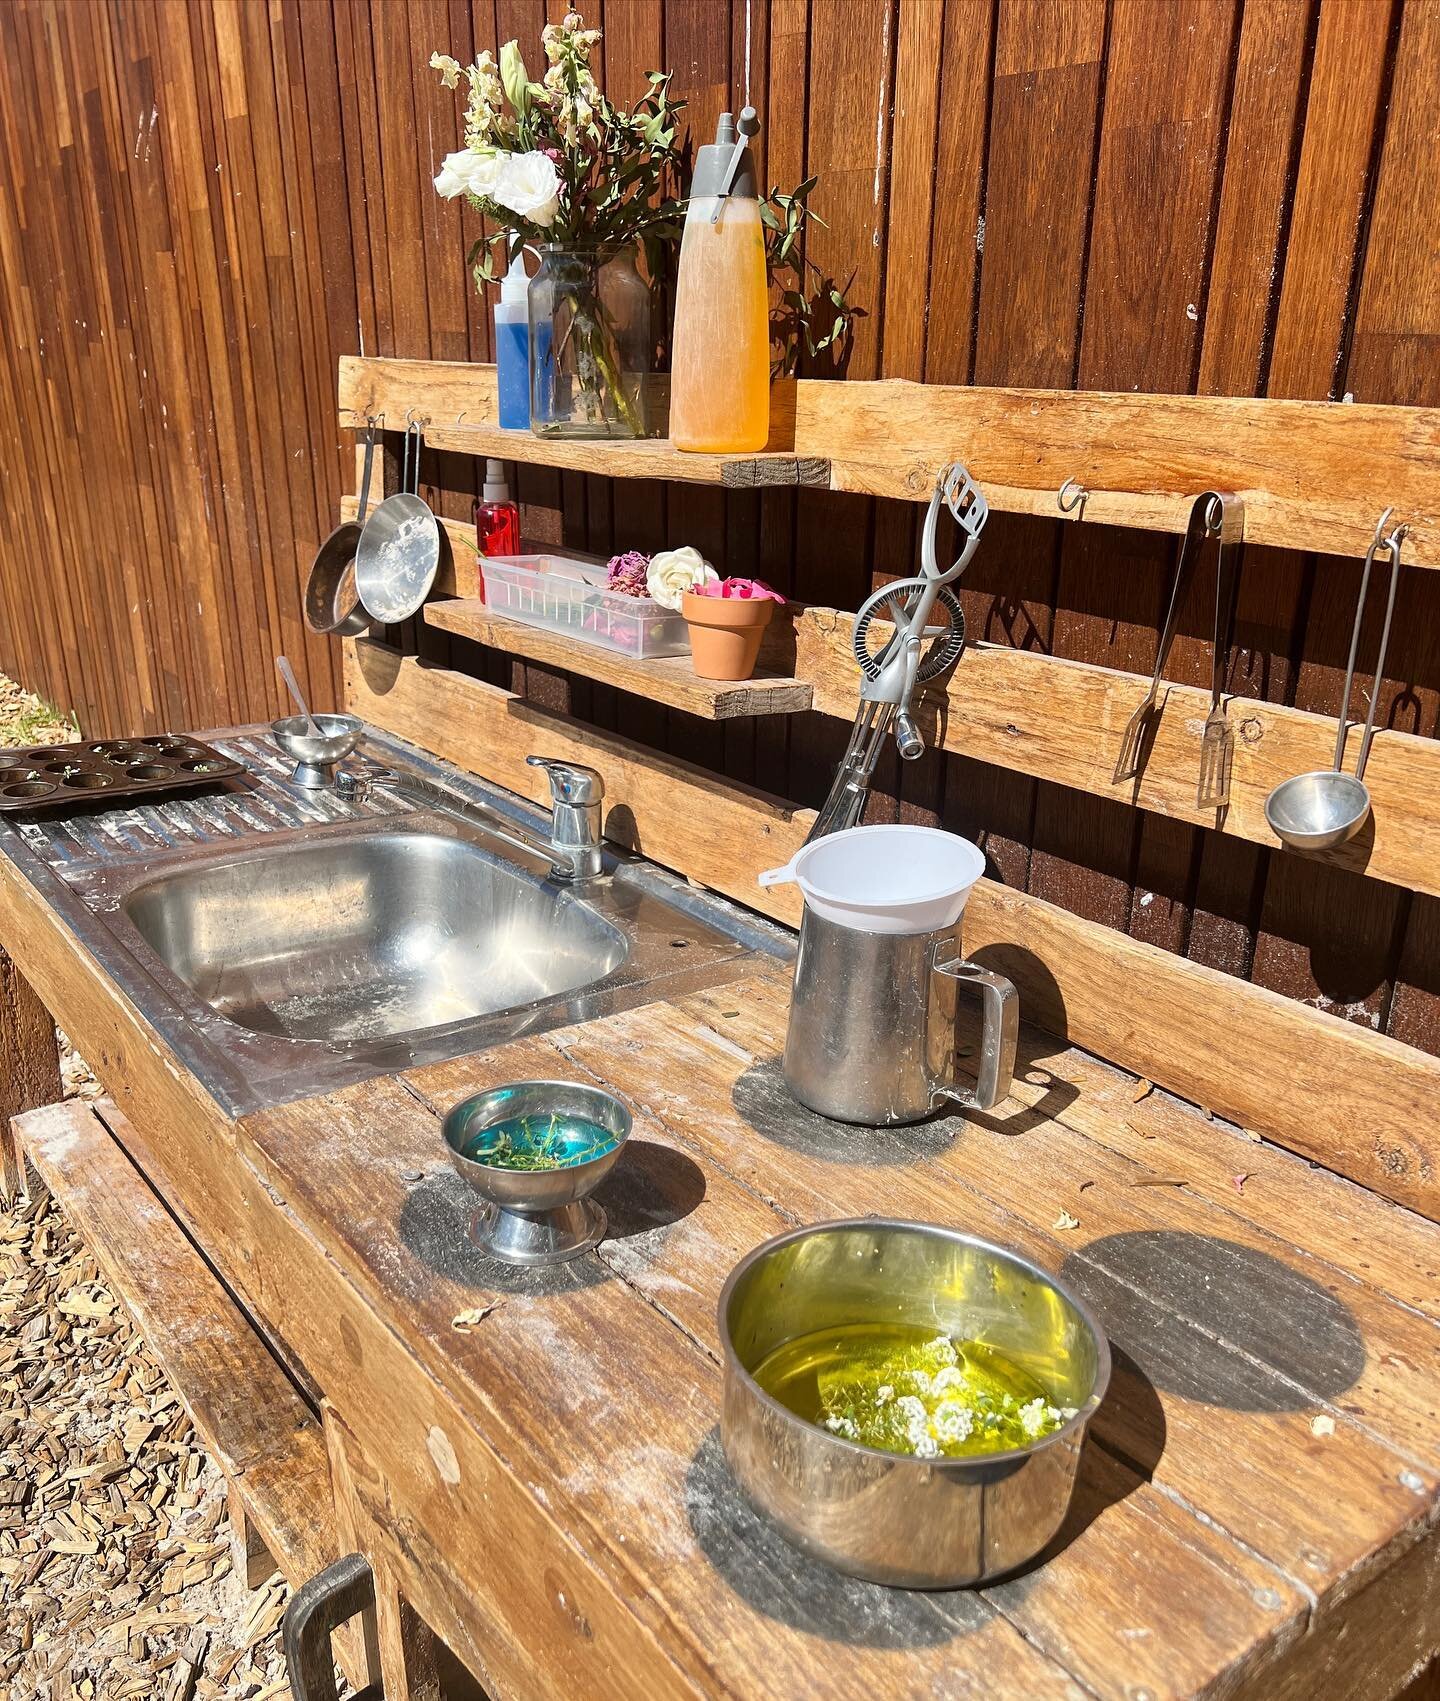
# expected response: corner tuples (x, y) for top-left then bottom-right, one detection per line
(10, 730), (783, 1115)
(122, 830), (629, 1046)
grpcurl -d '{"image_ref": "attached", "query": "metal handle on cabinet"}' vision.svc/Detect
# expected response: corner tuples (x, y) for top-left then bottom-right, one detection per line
(284, 1552), (377, 1701)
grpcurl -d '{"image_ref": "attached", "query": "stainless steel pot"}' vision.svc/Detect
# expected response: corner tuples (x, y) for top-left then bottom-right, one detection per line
(782, 909), (1018, 1125)
(719, 1219), (1110, 1588)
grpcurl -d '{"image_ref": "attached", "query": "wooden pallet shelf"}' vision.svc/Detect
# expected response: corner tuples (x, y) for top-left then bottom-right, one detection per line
(425, 597), (812, 720)
(339, 357), (828, 490)
(424, 421), (828, 489)
(338, 356), (1440, 565)
(794, 609), (1440, 902)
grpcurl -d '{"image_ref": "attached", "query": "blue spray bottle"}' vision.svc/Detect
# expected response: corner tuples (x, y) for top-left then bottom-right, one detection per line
(495, 248), (533, 430)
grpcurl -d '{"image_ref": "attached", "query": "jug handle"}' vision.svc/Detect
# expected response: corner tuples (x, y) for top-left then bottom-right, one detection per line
(930, 954), (1019, 1112)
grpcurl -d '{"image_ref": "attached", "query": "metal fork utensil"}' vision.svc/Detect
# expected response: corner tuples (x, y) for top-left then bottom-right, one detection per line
(806, 464), (989, 843)
(1112, 493), (1215, 784)
(1196, 492), (1245, 809)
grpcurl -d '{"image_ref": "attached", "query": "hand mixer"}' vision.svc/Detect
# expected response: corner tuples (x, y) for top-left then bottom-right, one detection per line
(805, 463), (989, 842)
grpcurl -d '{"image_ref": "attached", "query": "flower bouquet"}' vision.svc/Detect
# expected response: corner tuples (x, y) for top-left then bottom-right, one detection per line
(429, 10), (859, 436)
(431, 14), (685, 437)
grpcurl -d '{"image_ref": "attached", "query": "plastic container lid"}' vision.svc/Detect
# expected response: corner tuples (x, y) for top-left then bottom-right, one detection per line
(758, 824), (986, 934)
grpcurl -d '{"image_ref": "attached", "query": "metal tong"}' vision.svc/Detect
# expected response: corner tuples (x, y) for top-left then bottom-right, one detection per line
(1113, 491), (1242, 791)
(806, 464), (988, 843)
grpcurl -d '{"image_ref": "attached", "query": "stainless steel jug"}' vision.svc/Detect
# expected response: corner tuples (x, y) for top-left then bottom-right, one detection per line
(782, 909), (1019, 1125)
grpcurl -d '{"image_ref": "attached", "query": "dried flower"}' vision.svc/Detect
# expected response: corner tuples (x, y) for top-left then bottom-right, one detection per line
(429, 52), (462, 89)
(606, 550), (651, 597)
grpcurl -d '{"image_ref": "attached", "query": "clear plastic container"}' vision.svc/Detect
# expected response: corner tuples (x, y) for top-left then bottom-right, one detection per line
(479, 553), (691, 659)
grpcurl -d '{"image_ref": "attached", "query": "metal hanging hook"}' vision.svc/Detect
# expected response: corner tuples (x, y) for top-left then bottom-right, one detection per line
(1057, 477), (1088, 518)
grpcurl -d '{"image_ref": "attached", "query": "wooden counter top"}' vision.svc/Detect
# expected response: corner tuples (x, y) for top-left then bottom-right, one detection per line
(1, 744), (1438, 1697)
(223, 967), (1440, 1700)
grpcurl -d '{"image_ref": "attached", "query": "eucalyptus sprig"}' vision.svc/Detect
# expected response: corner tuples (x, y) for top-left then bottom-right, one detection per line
(762, 177), (858, 377)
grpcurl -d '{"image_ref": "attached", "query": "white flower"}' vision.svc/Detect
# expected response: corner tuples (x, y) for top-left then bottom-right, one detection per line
(647, 546), (717, 610)
(492, 150), (561, 228)
(433, 148), (504, 202)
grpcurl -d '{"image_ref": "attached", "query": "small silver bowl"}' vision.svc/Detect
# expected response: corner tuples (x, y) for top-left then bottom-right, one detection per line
(442, 1081), (630, 1267)
(719, 1219), (1110, 1588)
(271, 714), (363, 789)
(1263, 768), (1371, 852)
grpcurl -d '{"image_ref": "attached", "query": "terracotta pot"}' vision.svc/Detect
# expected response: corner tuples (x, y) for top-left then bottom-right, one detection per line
(682, 591), (775, 681)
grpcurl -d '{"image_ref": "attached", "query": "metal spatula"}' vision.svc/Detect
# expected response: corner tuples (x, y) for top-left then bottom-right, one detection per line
(1196, 492), (1245, 809)
(1113, 497), (1211, 783)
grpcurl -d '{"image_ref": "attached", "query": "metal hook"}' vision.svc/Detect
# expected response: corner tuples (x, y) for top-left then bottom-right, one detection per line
(404, 406), (419, 426)
(1057, 477), (1088, 517)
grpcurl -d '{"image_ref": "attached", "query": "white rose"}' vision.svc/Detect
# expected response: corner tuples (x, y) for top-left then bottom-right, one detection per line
(646, 546), (718, 610)
(433, 148), (504, 201)
(492, 150), (561, 228)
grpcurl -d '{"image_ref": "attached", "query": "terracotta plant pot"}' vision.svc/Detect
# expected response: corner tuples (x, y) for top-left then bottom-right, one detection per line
(682, 591), (775, 681)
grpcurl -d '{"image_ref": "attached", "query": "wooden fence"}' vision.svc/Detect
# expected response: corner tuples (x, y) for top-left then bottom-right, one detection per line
(1, 0), (1438, 1058)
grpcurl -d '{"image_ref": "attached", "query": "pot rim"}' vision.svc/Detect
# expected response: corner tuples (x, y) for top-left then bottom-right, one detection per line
(717, 1216), (1112, 1471)
(681, 589), (777, 617)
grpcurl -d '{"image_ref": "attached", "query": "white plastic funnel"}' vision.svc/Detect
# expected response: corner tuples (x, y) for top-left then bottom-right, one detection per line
(759, 824), (986, 934)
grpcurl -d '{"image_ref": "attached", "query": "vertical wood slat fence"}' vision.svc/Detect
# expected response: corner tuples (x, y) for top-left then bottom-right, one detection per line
(1, 0), (1438, 1059)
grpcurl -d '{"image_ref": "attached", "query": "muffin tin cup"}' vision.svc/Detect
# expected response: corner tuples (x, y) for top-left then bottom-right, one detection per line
(0, 736), (245, 813)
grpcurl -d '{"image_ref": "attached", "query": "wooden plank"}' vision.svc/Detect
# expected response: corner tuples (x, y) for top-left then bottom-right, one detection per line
(424, 598), (812, 720)
(793, 608), (1440, 899)
(1266, 0), (1393, 401)
(344, 639), (1440, 1217)
(0, 945), (62, 1139)
(796, 379), (1440, 566)
(338, 356), (827, 487)
(339, 357), (1440, 564)
(12, 1096), (334, 1587)
(962, 879), (1440, 1220)
(424, 421), (827, 490)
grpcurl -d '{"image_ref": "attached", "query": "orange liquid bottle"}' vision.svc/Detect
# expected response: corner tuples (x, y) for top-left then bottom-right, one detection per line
(669, 109), (770, 455)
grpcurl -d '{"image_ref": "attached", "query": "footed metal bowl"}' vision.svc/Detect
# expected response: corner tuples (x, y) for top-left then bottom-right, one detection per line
(719, 1219), (1110, 1588)
(442, 1080), (630, 1266)
(271, 714), (362, 789)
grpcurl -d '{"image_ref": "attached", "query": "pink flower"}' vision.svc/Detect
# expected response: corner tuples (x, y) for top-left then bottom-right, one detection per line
(691, 576), (786, 603)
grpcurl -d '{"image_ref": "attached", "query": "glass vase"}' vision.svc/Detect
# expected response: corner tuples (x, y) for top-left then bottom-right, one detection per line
(528, 243), (649, 439)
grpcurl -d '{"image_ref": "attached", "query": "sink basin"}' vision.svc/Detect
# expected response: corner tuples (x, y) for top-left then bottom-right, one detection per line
(122, 829), (628, 1046)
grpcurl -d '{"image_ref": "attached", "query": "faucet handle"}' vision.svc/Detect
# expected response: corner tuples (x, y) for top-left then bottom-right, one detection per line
(526, 755), (604, 807)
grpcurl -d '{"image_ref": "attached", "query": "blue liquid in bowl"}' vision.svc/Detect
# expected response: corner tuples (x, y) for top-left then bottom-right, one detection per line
(461, 1112), (620, 1171)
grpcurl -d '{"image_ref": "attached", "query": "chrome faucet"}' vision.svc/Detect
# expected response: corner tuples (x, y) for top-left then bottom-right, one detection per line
(351, 753), (605, 882)
(525, 755), (605, 880)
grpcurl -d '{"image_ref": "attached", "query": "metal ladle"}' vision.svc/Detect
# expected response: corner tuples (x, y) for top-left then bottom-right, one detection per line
(1264, 510), (1407, 852)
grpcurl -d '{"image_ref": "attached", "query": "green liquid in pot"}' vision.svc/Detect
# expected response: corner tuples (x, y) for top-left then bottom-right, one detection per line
(752, 1322), (1077, 1459)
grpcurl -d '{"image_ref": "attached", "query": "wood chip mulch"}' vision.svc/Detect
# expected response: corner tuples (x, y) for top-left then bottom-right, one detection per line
(0, 1183), (301, 1699)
